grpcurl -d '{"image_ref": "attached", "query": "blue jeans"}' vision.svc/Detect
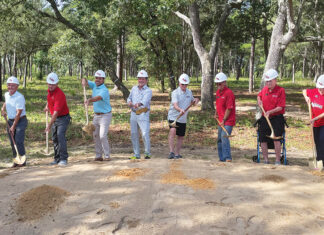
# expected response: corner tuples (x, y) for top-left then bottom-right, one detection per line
(7, 117), (28, 158)
(52, 114), (71, 161)
(217, 125), (233, 161)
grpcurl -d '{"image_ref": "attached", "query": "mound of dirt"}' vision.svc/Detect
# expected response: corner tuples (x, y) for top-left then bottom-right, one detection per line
(310, 170), (324, 177)
(161, 161), (215, 190)
(259, 174), (286, 183)
(114, 168), (148, 180)
(15, 184), (70, 221)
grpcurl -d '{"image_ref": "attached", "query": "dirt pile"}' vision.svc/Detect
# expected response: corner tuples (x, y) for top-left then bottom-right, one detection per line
(259, 174), (286, 183)
(113, 168), (148, 180)
(161, 160), (214, 190)
(15, 184), (70, 221)
(82, 123), (95, 135)
(310, 170), (324, 177)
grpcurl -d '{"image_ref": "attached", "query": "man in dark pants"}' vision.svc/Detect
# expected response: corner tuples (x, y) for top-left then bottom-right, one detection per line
(44, 72), (71, 166)
(1, 76), (28, 167)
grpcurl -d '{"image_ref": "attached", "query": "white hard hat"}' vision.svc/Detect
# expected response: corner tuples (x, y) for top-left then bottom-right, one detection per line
(47, 72), (59, 84)
(94, 70), (106, 78)
(178, 73), (190, 84)
(263, 69), (278, 81)
(137, 70), (148, 78)
(316, 74), (324, 88)
(214, 72), (227, 83)
(7, 76), (19, 85)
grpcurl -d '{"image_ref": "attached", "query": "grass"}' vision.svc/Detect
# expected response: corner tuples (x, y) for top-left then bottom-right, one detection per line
(0, 75), (315, 163)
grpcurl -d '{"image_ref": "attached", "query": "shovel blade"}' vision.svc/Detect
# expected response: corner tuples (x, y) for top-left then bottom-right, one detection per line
(267, 134), (282, 140)
(13, 155), (26, 165)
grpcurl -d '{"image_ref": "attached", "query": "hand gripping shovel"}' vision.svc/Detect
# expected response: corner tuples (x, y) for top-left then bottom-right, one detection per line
(259, 105), (282, 140)
(82, 86), (95, 135)
(216, 118), (234, 138)
(169, 101), (194, 128)
(4, 115), (26, 165)
(307, 102), (323, 170)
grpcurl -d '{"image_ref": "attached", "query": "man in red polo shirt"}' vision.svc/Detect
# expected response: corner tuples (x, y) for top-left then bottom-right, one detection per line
(214, 72), (236, 162)
(44, 72), (71, 166)
(257, 69), (286, 165)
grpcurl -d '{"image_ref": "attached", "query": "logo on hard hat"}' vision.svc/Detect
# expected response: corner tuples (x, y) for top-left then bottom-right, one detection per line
(216, 77), (219, 80)
(50, 78), (54, 82)
(95, 72), (101, 76)
(9, 78), (12, 82)
(265, 75), (269, 79)
(183, 78), (187, 82)
(320, 82), (323, 86)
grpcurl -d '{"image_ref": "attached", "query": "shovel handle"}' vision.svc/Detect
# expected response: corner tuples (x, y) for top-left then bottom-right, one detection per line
(174, 101), (194, 122)
(259, 105), (276, 134)
(83, 86), (89, 125)
(216, 118), (231, 136)
(307, 101), (317, 164)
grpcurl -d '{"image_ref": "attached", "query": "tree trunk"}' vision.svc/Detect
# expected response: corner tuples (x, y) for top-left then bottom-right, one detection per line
(236, 54), (244, 81)
(116, 33), (123, 82)
(249, 36), (256, 93)
(262, 0), (304, 88)
(302, 46), (307, 78)
(13, 50), (17, 77)
(3, 53), (6, 83)
(7, 54), (12, 76)
(175, 1), (239, 110)
(79, 61), (83, 79)
(292, 62), (295, 83)
(262, 12), (269, 59)
(23, 56), (30, 88)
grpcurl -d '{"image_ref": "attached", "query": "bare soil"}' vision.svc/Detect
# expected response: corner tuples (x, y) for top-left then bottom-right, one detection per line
(0, 144), (323, 235)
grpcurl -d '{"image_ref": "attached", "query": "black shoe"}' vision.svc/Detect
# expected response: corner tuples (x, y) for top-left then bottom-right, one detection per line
(168, 152), (175, 159)
(175, 155), (182, 159)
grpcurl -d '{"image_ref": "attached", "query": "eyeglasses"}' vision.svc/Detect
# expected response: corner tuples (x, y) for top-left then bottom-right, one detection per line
(180, 83), (188, 86)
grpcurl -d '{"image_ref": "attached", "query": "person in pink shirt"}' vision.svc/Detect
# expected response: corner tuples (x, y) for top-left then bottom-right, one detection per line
(303, 74), (324, 169)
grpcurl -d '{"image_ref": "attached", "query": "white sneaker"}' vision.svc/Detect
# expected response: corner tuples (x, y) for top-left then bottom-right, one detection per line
(104, 156), (111, 161)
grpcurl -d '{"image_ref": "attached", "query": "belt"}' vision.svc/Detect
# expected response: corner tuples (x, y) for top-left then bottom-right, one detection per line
(95, 112), (111, 115)
(9, 115), (26, 121)
(58, 113), (70, 118)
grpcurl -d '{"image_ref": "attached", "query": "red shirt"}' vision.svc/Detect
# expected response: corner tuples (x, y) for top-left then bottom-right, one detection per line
(47, 87), (69, 116)
(215, 86), (236, 126)
(258, 85), (285, 117)
(307, 88), (324, 127)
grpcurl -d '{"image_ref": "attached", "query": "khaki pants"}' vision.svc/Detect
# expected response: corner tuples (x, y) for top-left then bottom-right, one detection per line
(93, 112), (112, 158)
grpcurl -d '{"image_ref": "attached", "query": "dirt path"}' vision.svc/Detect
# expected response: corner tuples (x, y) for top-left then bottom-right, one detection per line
(0, 145), (323, 235)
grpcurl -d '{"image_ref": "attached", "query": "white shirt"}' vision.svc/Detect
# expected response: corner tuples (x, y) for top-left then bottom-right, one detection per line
(5, 91), (26, 119)
(127, 85), (152, 112)
(168, 87), (194, 123)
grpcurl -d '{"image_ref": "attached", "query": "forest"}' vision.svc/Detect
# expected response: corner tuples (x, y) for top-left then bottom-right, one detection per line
(0, 0), (323, 109)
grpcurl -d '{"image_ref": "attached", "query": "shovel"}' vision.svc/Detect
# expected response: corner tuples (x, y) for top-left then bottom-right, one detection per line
(82, 86), (95, 135)
(307, 102), (322, 170)
(3, 115), (26, 165)
(169, 101), (194, 127)
(259, 105), (282, 140)
(215, 118), (234, 138)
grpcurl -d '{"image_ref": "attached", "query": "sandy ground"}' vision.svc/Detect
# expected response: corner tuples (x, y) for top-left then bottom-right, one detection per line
(0, 145), (324, 235)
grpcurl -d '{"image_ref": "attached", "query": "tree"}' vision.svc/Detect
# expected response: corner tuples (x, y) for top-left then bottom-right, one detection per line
(263, 0), (305, 83)
(175, 0), (243, 110)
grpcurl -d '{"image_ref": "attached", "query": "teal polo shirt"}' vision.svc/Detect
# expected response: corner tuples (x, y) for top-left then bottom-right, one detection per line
(88, 81), (112, 113)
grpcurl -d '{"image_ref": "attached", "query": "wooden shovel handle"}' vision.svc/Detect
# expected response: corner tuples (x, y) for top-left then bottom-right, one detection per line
(259, 105), (275, 134)
(307, 101), (317, 162)
(174, 101), (194, 122)
(83, 86), (89, 125)
(216, 117), (230, 136)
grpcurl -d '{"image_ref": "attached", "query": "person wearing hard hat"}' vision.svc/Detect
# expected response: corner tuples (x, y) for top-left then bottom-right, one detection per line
(127, 69), (153, 159)
(167, 73), (199, 159)
(44, 72), (71, 166)
(303, 74), (324, 171)
(1, 76), (28, 167)
(257, 68), (286, 165)
(81, 70), (112, 161)
(214, 72), (236, 162)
